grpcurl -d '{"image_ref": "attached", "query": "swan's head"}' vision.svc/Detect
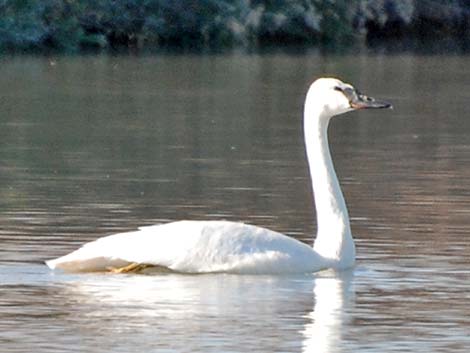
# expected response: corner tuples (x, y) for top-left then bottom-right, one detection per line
(306, 77), (392, 119)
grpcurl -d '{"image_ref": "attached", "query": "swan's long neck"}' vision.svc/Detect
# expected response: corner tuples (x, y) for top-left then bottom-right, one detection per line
(304, 102), (355, 268)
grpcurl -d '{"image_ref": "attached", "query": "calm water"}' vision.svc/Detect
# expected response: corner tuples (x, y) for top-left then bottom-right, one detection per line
(1, 53), (470, 352)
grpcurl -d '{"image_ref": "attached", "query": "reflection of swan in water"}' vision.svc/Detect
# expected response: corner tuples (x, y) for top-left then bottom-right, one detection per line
(53, 271), (354, 352)
(46, 78), (391, 274)
(302, 270), (354, 353)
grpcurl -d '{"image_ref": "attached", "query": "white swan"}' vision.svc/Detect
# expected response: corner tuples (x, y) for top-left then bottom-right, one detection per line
(46, 78), (391, 274)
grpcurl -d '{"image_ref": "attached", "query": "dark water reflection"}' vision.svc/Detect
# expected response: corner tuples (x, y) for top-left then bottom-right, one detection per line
(1, 53), (470, 352)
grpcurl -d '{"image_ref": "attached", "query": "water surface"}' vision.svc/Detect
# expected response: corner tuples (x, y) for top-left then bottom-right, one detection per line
(1, 53), (470, 352)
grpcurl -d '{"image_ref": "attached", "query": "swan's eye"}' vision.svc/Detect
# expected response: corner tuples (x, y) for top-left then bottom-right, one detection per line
(334, 86), (343, 92)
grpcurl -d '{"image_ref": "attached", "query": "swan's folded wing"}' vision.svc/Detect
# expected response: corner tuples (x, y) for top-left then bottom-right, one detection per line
(46, 220), (323, 274)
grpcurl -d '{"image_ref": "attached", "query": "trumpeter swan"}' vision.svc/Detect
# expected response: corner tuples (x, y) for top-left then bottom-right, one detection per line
(46, 78), (391, 274)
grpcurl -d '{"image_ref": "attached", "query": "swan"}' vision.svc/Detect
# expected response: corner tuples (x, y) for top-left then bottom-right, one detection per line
(46, 78), (391, 274)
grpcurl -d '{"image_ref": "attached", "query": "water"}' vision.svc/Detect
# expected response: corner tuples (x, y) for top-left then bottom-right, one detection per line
(1, 53), (470, 352)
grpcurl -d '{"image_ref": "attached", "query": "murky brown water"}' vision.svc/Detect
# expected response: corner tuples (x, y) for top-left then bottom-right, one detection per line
(1, 53), (470, 352)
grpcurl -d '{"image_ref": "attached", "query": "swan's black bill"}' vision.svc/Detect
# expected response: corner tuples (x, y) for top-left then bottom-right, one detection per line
(350, 93), (392, 110)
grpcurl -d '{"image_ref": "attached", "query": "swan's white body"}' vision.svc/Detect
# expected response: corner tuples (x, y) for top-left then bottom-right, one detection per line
(46, 78), (390, 274)
(46, 221), (326, 274)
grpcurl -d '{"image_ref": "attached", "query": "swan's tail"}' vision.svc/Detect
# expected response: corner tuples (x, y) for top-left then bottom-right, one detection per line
(45, 250), (130, 273)
(45, 231), (139, 272)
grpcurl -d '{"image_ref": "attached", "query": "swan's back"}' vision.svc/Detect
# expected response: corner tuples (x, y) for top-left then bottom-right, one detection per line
(46, 221), (325, 274)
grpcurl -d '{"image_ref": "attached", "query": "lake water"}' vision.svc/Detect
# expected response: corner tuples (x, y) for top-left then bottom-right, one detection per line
(1, 52), (470, 352)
